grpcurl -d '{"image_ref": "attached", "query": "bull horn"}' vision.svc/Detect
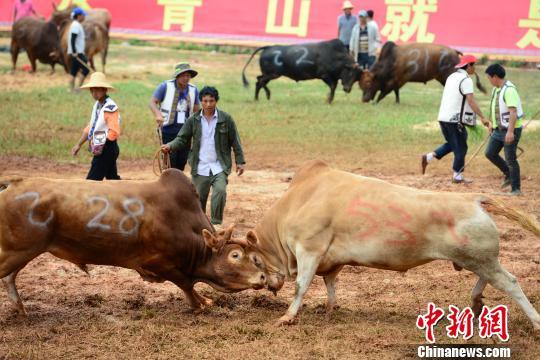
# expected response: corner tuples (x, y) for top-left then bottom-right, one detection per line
(52, 1), (57, 10)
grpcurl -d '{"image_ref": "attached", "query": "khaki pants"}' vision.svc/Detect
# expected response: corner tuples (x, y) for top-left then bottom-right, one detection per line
(192, 172), (227, 225)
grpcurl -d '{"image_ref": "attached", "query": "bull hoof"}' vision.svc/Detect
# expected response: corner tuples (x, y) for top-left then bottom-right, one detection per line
(199, 296), (214, 308)
(275, 314), (296, 326)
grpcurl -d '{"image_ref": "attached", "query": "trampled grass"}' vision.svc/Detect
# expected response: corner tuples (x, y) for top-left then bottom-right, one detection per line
(1, 40), (539, 176)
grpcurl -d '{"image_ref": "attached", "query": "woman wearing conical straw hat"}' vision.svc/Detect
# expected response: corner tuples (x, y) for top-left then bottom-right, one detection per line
(71, 72), (122, 180)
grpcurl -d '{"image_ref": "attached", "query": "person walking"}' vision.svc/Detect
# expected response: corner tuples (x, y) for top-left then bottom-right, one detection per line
(149, 62), (200, 171)
(71, 72), (121, 181)
(67, 7), (89, 92)
(421, 55), (488, 183)
(484, 63), (525, 196)
(161, 86), (245, 227)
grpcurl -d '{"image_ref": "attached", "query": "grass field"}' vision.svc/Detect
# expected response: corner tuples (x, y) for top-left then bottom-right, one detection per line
(1, 39), (539, 175)
(1, 40), (540, 359)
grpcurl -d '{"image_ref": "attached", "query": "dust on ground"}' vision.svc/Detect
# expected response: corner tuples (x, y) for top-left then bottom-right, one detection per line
(1, 156), (539, 359)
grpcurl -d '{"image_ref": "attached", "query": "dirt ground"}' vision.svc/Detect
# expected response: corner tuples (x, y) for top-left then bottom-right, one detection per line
(0, 155), (539, 360)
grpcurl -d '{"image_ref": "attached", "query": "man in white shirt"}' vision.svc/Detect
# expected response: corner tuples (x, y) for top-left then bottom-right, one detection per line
(161, 86), (245, 227)
(67, 7), (89, 92)
(421, 55), (489, 183)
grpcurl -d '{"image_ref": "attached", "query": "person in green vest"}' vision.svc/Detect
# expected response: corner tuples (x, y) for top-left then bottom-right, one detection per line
(161, 86), (245, 228)
(484, 64), (525, 196)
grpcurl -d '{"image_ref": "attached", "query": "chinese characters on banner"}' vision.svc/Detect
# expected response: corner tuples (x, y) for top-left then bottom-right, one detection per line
(56, 0), (92, 10)
(381, 0), (438, 43)
(158, 0), (203, 32)
(517, 0), (540, 48)
(266, 0), (312, 37)
(417, 303), (509, 343)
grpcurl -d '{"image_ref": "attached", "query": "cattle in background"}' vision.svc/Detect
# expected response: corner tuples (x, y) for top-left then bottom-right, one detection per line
(51, 5), (111, 73)
(10, 17), (65, 73)
(245, 160), (540, 328)
(359, 42), (487, 103)
(242, 39), (362, 103)
(0, 170), (267, 314)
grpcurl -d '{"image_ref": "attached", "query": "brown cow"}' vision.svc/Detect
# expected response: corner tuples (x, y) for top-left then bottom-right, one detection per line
(359, 41), (486, 103)
(51, 5), (111, 73)
(0, 170), (267, 315)
(244, 160), (540, 328)
(10, 17), (65, 73)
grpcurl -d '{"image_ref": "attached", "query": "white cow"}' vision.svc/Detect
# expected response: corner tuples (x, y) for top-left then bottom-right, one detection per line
(246, 160), (540, 328)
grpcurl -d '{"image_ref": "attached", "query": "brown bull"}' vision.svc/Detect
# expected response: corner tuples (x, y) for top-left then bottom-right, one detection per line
(0, 170), (266, 314)
(359, 41), (486, 103)
(245, 160), (540, 328)
(10, 17), (65, 73)
(51, 5), (111, 73)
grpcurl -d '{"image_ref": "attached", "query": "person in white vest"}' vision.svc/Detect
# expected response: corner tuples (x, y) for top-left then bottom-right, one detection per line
(71, 72), (121, 180)
(149, 62), (200, 171)
(484, 63), (525, 196)
(421, 55), (489, 183)
(67, 7), (89, 92)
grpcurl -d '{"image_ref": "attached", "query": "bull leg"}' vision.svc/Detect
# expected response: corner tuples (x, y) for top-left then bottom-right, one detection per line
(471, 277), (487, 317)
(192, 289), (213, 308)
(467, 260), (540, 331)
(275, 247), (321, 326)
(50, 63), (55, 75)
(28, 52), (37, 73)
(0, 250), (40, 314)
(10, 39), (19, 73)
(255, 75), (273, 101)
(394, 88), (400, 104)
(375, 88), (393, 103)
(323, 265), (343, 317)
(321, 77), (337, 104)
(89, 56), (96, 72)
(2, 265), (27, 315)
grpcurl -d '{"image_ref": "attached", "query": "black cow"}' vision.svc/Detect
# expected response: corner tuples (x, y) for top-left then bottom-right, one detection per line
(11, 17), (66, 73)
(242, 39), (361, 103)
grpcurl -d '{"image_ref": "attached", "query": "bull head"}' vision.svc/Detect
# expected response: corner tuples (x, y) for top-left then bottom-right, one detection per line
(340, 63), (362, 93)
(358, 70), (378, 102)
(199, 227), (267, 292)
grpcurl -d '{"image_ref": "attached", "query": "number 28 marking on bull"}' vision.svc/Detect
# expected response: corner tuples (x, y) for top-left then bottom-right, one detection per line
(86, 196), (144, 236)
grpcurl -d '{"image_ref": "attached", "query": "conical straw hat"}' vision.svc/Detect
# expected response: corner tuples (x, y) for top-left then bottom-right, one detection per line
(80, 72), (115, 90)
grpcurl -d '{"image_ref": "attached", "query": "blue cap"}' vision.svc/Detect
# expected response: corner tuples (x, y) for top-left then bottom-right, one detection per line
(358, 10), (367, 17)
(71, 7), (87, 18)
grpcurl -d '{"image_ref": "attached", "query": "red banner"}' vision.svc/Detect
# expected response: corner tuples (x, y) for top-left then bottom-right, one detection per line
(2, 0), (539, 57)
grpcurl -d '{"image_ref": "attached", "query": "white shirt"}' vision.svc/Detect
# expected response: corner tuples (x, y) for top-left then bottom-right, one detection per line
(437, 69), (474, 123)
(67, 20), (85, 54)
(197, 110), (224, 177)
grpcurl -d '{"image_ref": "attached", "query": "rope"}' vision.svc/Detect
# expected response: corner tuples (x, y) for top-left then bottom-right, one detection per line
(152, 148), (171, 176)
(152, 127), (171, 176)
(457, 109), (539, 174)
(73, 54), (94, 74)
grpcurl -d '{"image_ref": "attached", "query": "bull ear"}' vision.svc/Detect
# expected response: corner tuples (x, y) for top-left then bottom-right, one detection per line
(202, 229), (225, 251)
(246, 230), (259, 247)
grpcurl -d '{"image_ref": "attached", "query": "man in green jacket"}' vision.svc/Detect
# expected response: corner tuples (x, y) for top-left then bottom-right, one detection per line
(161, 86), (245, 226)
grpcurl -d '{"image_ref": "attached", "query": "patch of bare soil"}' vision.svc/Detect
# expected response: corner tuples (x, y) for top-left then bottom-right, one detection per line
(0, 157), (539, 359)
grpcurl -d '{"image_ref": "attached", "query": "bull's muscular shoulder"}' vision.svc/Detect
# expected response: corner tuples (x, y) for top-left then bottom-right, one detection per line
(159, 169), (197, 193)
(290, 160), (331, 186)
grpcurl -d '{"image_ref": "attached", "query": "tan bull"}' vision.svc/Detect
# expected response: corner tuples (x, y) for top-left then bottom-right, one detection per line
(245, 160), (540, 328)
(0, 170), (267, 314)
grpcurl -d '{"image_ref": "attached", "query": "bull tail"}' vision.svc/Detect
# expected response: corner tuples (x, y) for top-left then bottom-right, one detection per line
(242, 46), (268, 88)
(480, 197), (540, 237)
(474, 72), (487, 94)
